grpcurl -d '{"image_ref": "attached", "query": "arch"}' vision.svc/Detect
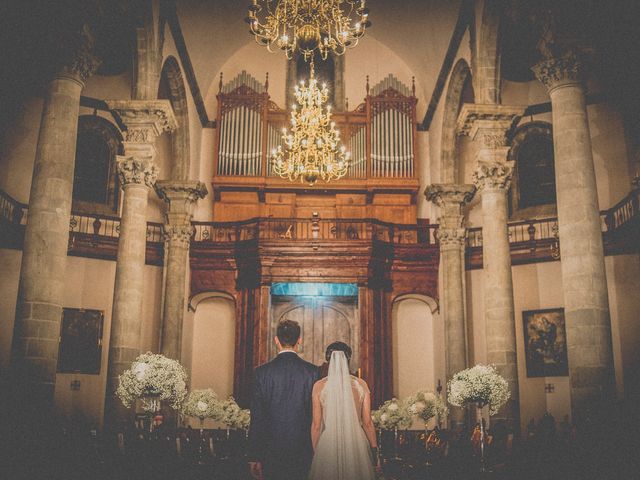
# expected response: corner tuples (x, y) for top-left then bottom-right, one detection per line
(159, 56), (191, 180)
(473, 0), (502, 104)
(188, 290), (236, 312)
(391, 295), (438, 400)
(440, 59), (473, 183)
(392, 293), (439, 314)
(73, 115), (123, 214)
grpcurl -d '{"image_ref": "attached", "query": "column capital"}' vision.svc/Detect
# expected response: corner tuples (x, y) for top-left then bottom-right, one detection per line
(436, 227), (467, 248)
(156, 180), (208, 227)
(106, 100), (178, 145)
(425, 183), (476, 209)
(163, 224), (194, 247)
(425, 183), (475, 229)
(473, 161), (514, 192)
(117, 157), (159, 188)
(56, 24), (100, 85)
(456, 104), (526, 144)
(532, 52), (584, 94)
(155, 181), (208, 209)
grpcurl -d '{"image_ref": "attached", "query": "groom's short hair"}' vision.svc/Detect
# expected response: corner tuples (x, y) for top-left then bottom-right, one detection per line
(276, 320), (301, 347)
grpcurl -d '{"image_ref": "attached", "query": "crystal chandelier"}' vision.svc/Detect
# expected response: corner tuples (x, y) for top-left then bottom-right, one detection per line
(246, 0), (371, 61)
(271, 60), (350, 185)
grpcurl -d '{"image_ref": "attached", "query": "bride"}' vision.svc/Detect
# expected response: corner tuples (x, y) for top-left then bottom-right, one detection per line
(309, 342), (380, 480)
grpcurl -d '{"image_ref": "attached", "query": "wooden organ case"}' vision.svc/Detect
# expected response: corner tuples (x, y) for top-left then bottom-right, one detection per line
(191, 72), (439, 406)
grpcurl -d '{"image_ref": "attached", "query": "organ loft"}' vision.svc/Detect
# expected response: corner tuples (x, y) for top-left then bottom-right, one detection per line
(0, 0), (639, 477)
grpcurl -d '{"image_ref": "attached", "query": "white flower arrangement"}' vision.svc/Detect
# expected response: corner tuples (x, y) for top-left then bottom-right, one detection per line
(116, 352), (188, 412)
(406, 390), (449, 423)
(218, 397), (250, 429)
(447, 364), (510, 416)
(182, 389), (221, 421)
(372, 398), (412, 430)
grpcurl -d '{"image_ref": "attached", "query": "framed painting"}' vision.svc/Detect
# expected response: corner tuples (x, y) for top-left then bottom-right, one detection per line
(522, 308), (568, 377)
(57, 308), (104, 374)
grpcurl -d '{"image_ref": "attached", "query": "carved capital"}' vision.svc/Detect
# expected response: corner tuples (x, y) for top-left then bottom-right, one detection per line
(426, 183), (475, 229)
(473, 162), (514, 192)
(54, 25), (100, 84)
(163, 224), (194, 247)
(532, 52), (583, 93)
(156, 181), (208, 208)
(156, 181), (208, 227)
(436, 227), (467, 248)
(426, 183), (476, 208)
(106, 100), (178, 145)
(117, 156), (159, 188)
(457, 104), (525, 141)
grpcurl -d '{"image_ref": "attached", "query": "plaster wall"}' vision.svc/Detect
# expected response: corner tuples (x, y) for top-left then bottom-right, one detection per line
(186, 296), (236, 429)
(466, 256), (640, 434)
(51, 257), (163, 429)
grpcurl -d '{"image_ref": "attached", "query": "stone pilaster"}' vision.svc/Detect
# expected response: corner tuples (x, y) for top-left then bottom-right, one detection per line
(426, 183), (475, 429)
(10, 27), (99, 407)
(104, 101), (176, 430)
(533, 53), (615, 422)
(458, 104), (525, 429)
(155, 181), (208, 361)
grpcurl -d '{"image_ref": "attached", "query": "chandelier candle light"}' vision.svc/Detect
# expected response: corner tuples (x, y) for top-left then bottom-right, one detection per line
(246, 0), (371, 61)
(271, 59), (350, 185)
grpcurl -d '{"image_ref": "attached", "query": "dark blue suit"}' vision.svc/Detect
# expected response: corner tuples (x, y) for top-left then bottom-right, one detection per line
(248, 352), (319, 480)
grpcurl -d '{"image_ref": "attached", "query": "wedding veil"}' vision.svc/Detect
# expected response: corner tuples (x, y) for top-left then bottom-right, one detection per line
(309, 350), (375, 480)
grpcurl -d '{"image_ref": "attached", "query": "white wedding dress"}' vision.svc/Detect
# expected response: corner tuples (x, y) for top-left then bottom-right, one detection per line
(309, 351), (376, 480)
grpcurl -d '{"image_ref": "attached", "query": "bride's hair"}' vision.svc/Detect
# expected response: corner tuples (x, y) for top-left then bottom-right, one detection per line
(325, 341), (352, 363)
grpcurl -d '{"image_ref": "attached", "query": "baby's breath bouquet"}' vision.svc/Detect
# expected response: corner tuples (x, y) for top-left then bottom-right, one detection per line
(235, 409), (251, 430)
(116, 352), (188, 412)
(182, 389), (221, 421)
(372, 398), (412, 430)
(447, 364), (510, 415)
(219, 397), (243, 428)
(406, 390), (449, 423)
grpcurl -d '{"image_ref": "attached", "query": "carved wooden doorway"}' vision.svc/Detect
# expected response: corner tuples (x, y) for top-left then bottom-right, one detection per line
(270, 295), (360, 371)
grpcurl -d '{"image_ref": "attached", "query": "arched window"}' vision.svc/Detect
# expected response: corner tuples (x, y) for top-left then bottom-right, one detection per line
(72, 115), (122, 213)
(509, 122), (556, 218)
(287, 51), (345, 110)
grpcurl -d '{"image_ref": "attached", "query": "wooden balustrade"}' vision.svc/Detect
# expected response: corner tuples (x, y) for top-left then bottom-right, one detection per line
(192, 218), (438, 246)
(1, 187), (637, 266)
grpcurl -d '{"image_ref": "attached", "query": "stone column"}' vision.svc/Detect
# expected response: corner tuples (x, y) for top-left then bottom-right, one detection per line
(155, 181), (207, 361)
(426, 183), (475, 429)
(9, 29), (99, 406)
(458, 104), (525, 428)
(103, 101), (177, 429)
(533, 53), (615, 420)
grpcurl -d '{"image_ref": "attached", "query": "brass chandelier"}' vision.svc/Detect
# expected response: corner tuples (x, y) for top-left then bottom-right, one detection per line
(246, 0), (371, 61)
(271, 60), (350, 185)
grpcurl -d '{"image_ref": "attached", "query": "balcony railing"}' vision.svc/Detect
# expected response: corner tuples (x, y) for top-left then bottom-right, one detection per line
(1, 186), (638, 265)
(192, 217), (438, 246)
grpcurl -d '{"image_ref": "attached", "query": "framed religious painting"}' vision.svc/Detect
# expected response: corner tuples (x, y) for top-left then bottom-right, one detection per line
(522, 308), (568, 377)
(57, 308), (104, 374)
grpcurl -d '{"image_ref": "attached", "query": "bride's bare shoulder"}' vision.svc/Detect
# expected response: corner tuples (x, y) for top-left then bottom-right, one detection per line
(354, 377), (370, 392)
(313, 377), (328, 392)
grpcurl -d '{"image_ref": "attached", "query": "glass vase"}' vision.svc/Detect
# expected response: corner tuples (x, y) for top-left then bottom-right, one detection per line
(476, 404), (488, 473)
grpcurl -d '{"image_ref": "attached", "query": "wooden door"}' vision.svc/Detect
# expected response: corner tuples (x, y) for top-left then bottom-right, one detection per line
(270, 296), (360, 371)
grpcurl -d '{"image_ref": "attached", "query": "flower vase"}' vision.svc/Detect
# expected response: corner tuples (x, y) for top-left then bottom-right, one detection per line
(424, 423), (432, 466)
(197, 418), (207, 464)
(376, 429), (383, 459)
(393, 427), (401, 460)
(142, 396), (161, 436)
(476, 404), (488, 473)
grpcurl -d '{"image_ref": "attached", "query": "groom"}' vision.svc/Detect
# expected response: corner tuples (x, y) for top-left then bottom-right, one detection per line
(248, 320), (319, 480)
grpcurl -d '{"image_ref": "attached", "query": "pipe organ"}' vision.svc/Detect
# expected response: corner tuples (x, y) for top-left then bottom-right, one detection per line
(214, 71), (417, 182)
